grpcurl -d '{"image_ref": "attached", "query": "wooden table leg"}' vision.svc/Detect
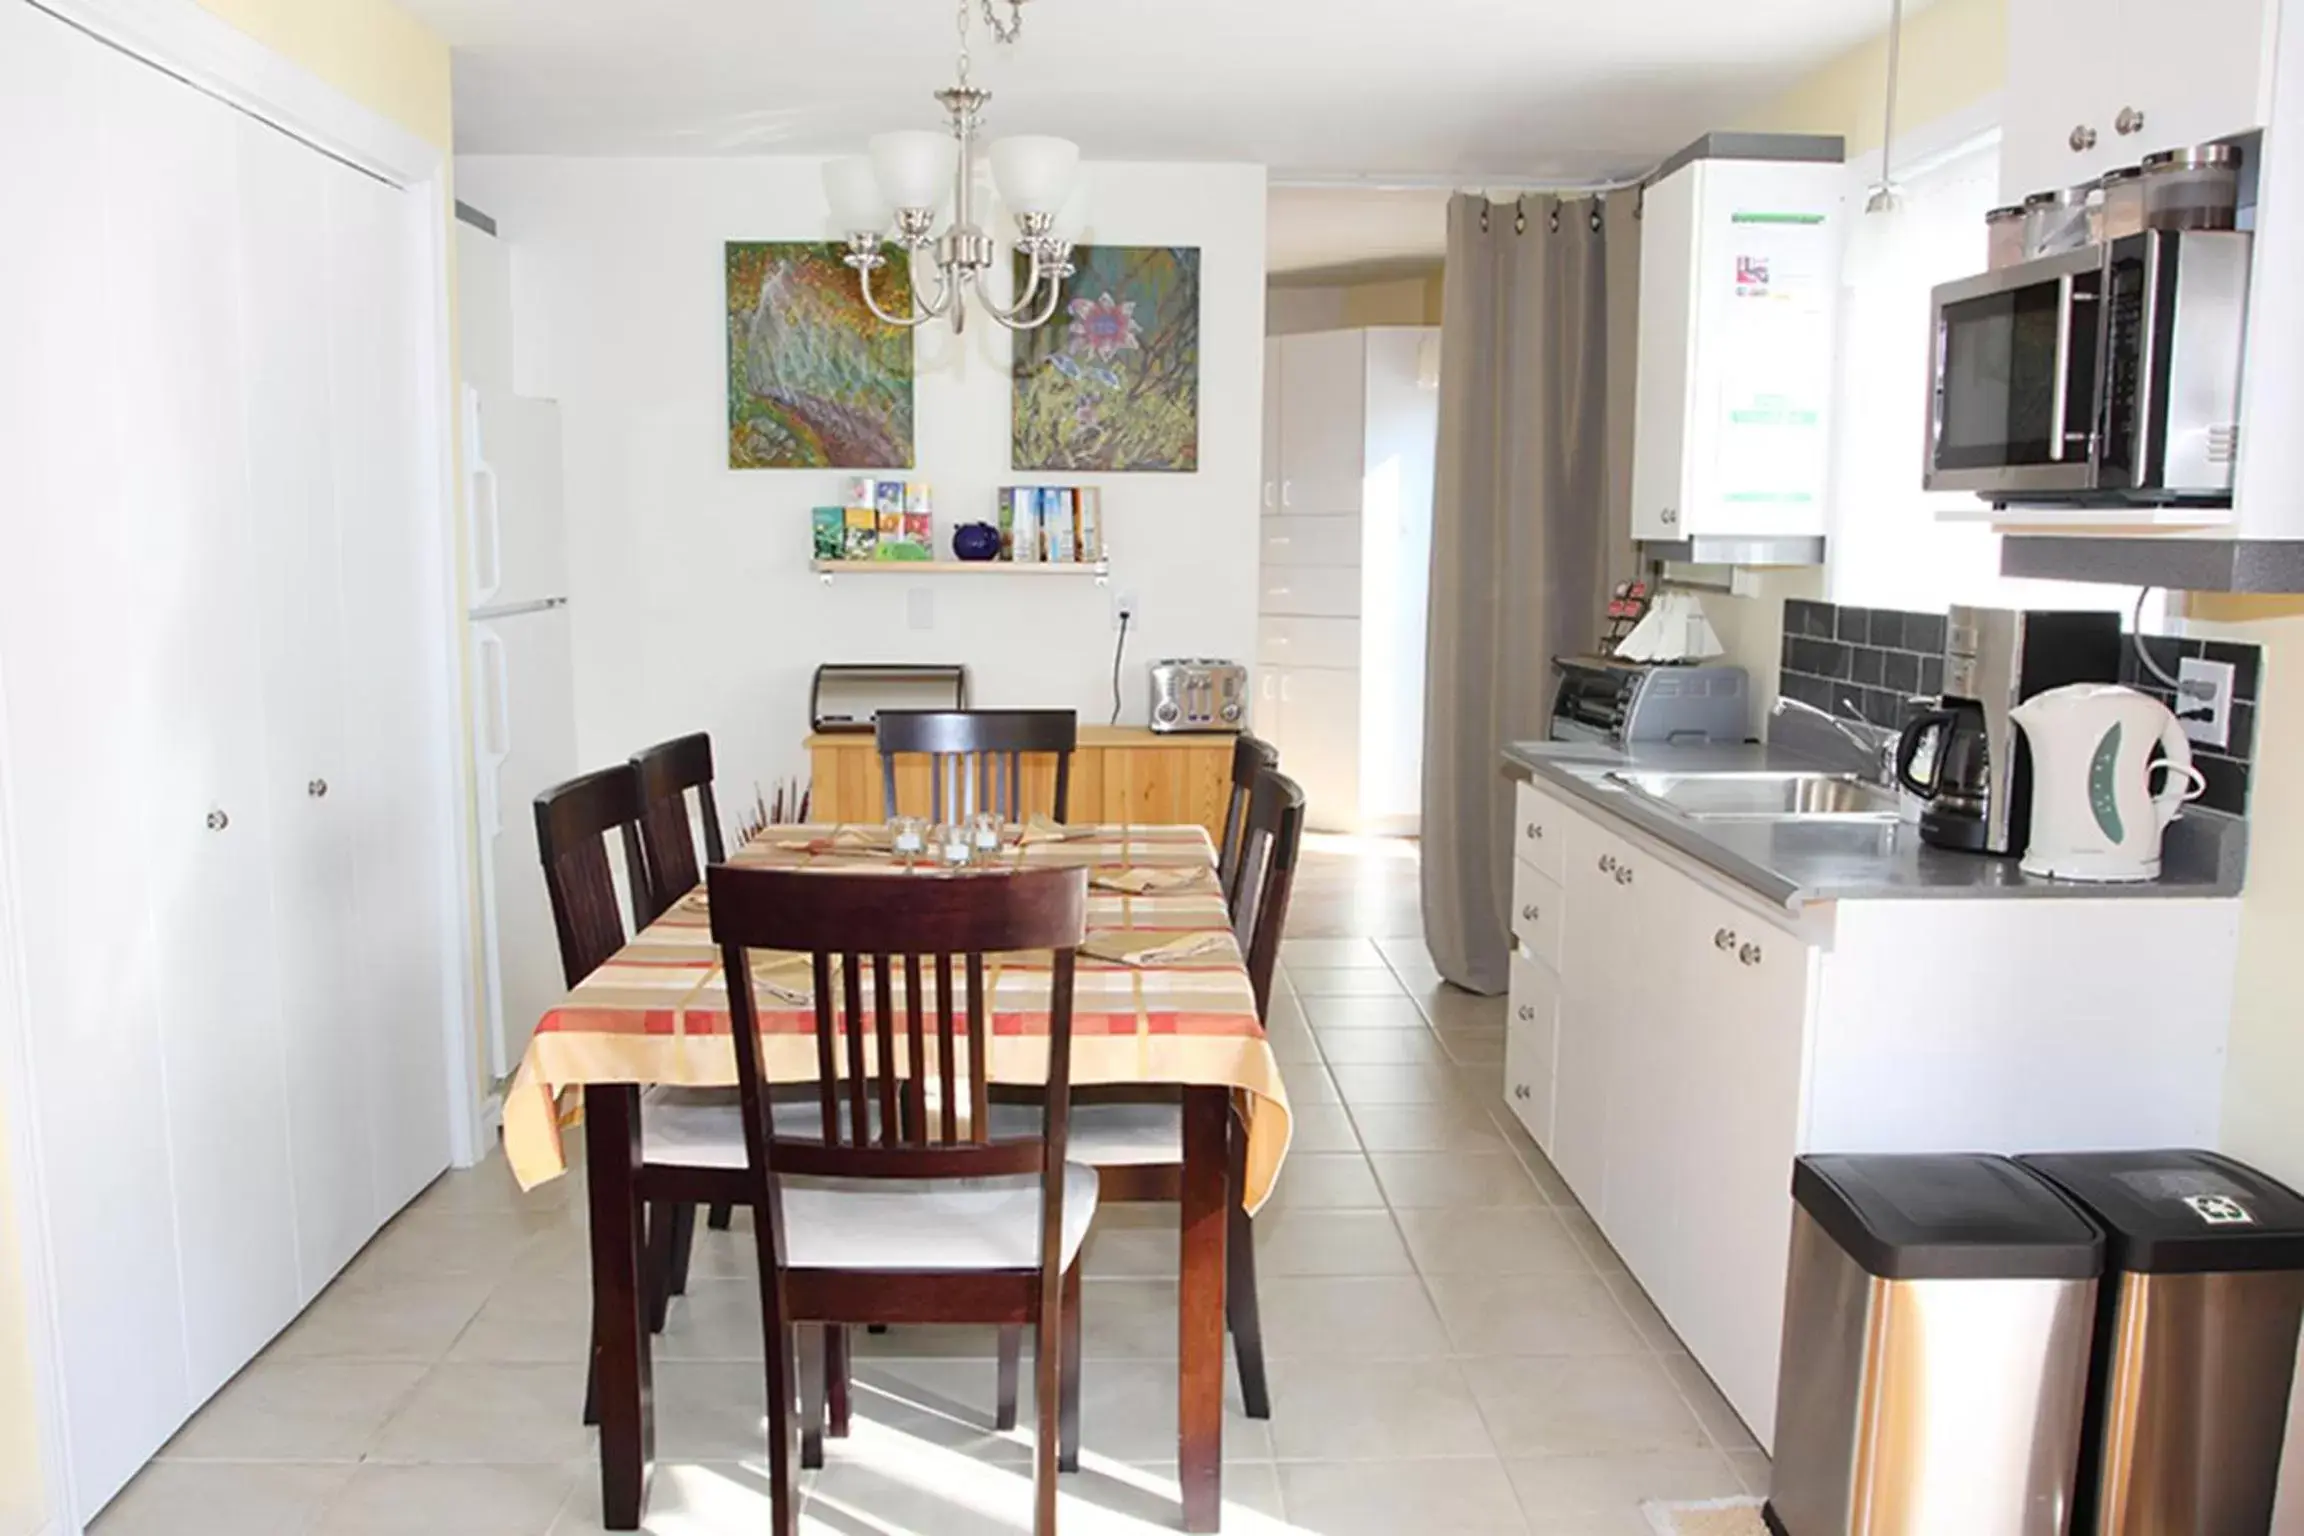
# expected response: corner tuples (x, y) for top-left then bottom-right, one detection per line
(586, 1084), (654, 1529)
(1178, 1086), (1227, 1532)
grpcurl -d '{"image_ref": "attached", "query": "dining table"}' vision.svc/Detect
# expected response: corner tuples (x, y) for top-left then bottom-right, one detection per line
(501, 820), (1295, 1533)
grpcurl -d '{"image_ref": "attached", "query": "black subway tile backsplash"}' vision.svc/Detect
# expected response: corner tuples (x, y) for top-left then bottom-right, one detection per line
(1776, 599), (2264, 818)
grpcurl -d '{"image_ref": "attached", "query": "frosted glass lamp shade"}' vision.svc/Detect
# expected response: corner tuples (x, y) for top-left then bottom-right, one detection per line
(823, 157), (891, 235)
(990, 135), (1079, 215)
(869, 131), (958, 212)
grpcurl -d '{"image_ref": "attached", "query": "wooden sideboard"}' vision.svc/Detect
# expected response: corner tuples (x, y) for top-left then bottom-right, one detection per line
(806, 726), (1238, 843)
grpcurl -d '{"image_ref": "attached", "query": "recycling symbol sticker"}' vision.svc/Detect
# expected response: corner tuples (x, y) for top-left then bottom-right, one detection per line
(2183, 1194), (2255, 1226)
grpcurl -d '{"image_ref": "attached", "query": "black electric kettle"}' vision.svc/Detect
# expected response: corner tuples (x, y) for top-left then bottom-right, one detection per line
(1894, 699), (2002, 853)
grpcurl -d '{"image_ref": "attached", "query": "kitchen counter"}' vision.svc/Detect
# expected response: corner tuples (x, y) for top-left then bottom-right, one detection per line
(1502, 738), (2246, 908)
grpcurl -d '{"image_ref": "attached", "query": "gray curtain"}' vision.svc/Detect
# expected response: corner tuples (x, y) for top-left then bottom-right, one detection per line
(1421, 192), (1639, 995)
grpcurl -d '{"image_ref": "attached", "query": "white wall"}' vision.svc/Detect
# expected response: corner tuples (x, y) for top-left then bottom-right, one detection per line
(454, 155), (1268, 801)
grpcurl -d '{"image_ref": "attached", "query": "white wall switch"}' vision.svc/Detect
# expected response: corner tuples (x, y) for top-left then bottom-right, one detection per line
(2176, 656), (2234, 749)
(907, 587), (934, 632)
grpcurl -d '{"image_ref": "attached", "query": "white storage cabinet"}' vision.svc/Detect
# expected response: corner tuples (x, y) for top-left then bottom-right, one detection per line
(1257, 328), (1438, 833)
(2001, 0), (2277, 204)
(1630, 157), (1842, 543)
(0, 7), (466, 1516)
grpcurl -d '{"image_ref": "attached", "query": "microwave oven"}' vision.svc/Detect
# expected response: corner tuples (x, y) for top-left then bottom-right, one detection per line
(1923, 230), (2251, 505)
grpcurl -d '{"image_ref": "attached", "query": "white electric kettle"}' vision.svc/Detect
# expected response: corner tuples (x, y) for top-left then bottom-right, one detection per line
(2008, 683), (2206, 882)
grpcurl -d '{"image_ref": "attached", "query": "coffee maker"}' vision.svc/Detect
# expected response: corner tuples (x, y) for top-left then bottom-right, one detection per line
(1894, 607), (2123, 855)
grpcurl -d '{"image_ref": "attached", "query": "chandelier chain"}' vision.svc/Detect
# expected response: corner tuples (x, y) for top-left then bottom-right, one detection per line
(979, 0), (1026, 45)
(954, 0), (972, 89)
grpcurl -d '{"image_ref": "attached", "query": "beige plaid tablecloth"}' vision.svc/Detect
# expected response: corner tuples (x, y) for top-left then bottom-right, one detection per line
(502, 823), (1294, 1209)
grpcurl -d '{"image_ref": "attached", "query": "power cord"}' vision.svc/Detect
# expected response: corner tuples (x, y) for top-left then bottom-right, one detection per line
(2132, 586), (2183, 689)
(1110, 611), (1131, 726)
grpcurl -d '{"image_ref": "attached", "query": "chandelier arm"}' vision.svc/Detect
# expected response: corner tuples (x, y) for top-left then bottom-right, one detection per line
(978, 245), (1053, 323)
(983, 257), (1071, 332)
(856, 257), (950, 329)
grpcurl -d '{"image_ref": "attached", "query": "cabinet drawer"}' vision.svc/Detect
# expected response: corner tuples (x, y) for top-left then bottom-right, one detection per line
(1505, 947), (1559, 1150)
(1258, 615), (1359, 669)
(1259, 563), (1361, 619)
(1261, 514), (1361, 570)
(1510, 858), (1563, 970)
(1513, 780), (1568, 884)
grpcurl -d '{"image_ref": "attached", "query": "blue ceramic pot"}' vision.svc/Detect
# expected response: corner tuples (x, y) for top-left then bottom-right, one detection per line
(952, 522), (1002, 561)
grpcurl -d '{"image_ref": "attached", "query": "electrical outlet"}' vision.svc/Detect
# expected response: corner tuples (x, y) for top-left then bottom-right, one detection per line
(2176, 656), (2234, 749)
(1113, 588), (1138, 630)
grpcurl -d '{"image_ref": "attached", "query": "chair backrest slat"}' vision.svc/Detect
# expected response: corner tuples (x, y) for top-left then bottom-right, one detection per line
(877, 710), (1078, 823)
(630, 733), (725, 923)
(534, 765), (653, 989)
(1219, 735), (1279, 916)
(708, 864), (1088, 1196)
(1233, 769), (1307, 1021)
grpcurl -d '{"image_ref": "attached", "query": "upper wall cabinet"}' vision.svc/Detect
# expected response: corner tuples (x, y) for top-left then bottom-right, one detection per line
(1631, 154), (1843, 544)
(2001, 0), (2277, 203)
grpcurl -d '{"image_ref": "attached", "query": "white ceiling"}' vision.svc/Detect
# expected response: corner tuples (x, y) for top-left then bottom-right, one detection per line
(403, 0), (1895, 180)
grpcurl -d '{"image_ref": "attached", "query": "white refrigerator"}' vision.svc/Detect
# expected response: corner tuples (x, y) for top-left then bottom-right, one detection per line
(458, 217), (580, 1084)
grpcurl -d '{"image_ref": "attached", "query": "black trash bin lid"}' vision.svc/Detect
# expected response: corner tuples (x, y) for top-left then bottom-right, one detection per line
(2018, 1150), (2304, 1275)
(1793, 1153), (2103, 1281)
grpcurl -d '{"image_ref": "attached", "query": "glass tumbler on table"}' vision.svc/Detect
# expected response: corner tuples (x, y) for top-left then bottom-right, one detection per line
(933, 822), (975, 867)
(970, 811), (1003, 854)
(890, 815), (928, 857)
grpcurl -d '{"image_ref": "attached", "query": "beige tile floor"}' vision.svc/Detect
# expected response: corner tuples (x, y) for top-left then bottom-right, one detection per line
(93, 835), (1768, 1535)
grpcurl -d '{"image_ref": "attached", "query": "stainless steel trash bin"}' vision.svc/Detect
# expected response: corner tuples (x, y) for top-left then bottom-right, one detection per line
(2020, 1149), (2304, 1536)
(1766, 1153), (2104, 1536)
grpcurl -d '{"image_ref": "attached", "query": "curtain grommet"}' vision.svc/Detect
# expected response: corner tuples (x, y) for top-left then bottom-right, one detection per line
(1547, 207), (1559, 234)
(1479, 203), (1490, 234)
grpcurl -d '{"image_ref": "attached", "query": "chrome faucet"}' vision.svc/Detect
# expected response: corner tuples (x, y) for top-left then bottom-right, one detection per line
(1772, 695), (1903, 783)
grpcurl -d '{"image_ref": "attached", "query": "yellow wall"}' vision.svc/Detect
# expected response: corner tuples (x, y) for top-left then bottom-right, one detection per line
(0, 4), (451, 1531)
(192, 0), (450, 148)
(1739, 0), (2009, 151)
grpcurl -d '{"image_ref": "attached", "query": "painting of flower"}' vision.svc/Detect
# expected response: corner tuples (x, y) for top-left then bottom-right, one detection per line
(727, 241), (914, 469)
(1013, 245), (1200, 473)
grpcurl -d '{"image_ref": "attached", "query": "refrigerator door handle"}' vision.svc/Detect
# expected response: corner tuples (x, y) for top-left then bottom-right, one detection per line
(469, 461), (504, 609)
(475, 627), (512, 836)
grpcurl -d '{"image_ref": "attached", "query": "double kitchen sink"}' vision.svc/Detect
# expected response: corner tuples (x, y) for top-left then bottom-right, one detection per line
(1603, 770), (1901, 825)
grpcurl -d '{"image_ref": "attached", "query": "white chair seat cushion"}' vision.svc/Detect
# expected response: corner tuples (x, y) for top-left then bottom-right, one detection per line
(990, 1100), (1184, 1168)
(638, 1087), (1099, 1271)
(782, 1162), (1099, 1272)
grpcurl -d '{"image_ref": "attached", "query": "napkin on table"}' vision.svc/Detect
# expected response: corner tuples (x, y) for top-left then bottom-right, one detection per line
(1079, 929), (1233, 967)
(1091, 865), (1206, 894)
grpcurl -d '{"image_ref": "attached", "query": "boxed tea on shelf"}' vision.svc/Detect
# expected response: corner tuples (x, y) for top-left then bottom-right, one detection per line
(1076, 487), (1102, 562)
(811, 506), (844, 560)
(1046, 488), (1076, 562)
(998, 488), (1017, 559)
(874, 481), (904, 518)
(842, 505), (877, 559)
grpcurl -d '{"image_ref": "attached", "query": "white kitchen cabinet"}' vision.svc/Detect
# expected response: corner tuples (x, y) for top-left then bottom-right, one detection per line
(1504, 946), (1559, 1147)
(1256, 328), (1437, 832)
(1630, 155), (1841, 543)
(0, 5), (464, 1514)
(2001, 0), (2276, 204)
(1505, 771), (2239, 1451)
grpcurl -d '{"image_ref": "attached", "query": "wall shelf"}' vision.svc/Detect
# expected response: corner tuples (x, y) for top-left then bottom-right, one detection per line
(812, 559), (1109, 585)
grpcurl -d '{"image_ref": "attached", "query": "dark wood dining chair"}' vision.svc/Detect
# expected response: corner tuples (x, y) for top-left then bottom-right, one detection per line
(1218, 734), (1278, 917)
(628, 732), (738, 1279)
(990, 767), (1307, 1427)
(875, 708), (1078, 822)
(708, 861), (1095, 1536)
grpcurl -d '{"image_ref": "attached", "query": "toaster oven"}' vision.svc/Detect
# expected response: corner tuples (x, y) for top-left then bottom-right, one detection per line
(1148, 659), (1246, 734)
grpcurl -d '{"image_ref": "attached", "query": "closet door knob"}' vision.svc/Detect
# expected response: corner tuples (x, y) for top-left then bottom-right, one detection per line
(1525, 822), (1543, 840)
(1521, 902), (1540, 922)
(307, 778), (329, 798)
(2070, 124), (2098, 152)
(1714, 928), (1737, 952)
(205, 808), (230, 832)
(2115, 106), (2145, 136)
(1517, 1004), (1535, 1022)
(1739, 942), (1764, 967)
(1615, 864), (1634, 886)
(1598, 854), (1617, 874)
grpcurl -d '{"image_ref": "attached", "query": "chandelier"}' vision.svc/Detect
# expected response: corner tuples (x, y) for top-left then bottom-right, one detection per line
(821, 0), (1081, 335)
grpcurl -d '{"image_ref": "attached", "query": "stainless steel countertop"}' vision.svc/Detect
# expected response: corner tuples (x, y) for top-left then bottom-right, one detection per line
(1501, 739), (2247, 909)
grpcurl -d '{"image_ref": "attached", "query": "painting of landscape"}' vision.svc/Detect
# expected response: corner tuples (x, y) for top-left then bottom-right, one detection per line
(726, 241), (914, 469)
(1012, 245), (1200, 473)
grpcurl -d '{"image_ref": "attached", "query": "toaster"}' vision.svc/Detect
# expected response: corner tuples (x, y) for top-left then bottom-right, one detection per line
(1149, 659), (1247, 734)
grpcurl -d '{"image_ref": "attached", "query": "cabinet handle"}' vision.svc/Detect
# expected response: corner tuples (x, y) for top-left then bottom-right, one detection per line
(205, 808), (229, 832)
(1282, 480), (1294, 507)
(2115, 106), (2145, 136)
(1597, 853), (1616, 874)
(1520, 903), (1540, 922)
(1615, 864), (1634, 886)
(1714, 927), (1737, 952)
(2070, 123), (2098, 152)
(1517, 1004), (1535, 1022)
(1739, 942), (1764, 967)
(307, 778), (329, 799)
